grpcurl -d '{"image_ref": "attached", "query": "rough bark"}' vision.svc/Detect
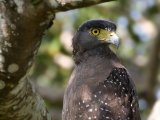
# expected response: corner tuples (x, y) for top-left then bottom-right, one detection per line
(48, 0), (115, 12)
(0, 0), (115, 120)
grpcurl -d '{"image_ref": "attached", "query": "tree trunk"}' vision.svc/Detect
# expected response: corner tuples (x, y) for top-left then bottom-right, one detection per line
(145, 30), (160, 107)
(0, 0), (114, 119)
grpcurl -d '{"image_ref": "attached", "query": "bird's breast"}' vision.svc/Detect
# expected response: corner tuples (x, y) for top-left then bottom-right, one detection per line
(62, 56), (120, 120)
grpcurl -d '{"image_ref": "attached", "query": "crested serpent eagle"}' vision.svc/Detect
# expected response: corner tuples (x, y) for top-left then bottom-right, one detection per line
(62, 20), (141, 120)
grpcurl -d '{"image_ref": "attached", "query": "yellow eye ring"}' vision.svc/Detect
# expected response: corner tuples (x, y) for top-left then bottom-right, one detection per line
(91, 28), (100, 36)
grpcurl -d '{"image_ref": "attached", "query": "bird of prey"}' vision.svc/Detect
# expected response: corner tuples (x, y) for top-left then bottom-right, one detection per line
(62, 20), (141, 120)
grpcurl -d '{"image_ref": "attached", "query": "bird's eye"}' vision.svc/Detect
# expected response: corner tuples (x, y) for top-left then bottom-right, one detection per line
(91, 28), (100, 36)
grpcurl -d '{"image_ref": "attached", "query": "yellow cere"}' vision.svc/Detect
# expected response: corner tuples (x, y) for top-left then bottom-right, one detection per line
(89, 28), (112, 42)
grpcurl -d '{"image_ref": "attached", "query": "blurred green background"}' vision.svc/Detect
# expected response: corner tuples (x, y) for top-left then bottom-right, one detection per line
(31, 0), (160, 120)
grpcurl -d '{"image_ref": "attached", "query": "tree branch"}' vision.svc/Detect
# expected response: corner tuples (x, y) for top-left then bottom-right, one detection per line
(46, 0), (116, 12)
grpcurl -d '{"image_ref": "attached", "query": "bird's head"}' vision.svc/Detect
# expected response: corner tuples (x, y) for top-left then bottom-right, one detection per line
(72, 20), (120, 55)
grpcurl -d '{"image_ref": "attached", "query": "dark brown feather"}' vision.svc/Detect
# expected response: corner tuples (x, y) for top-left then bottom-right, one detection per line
(62, 45), (141, 120)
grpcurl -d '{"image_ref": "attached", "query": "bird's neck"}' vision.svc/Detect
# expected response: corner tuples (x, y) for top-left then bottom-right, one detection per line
(73, 44), (119, 65)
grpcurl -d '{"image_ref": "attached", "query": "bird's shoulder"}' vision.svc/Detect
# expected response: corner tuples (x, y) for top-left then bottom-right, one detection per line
(90, 67), (140, 120)
(96, 67), (138, 104)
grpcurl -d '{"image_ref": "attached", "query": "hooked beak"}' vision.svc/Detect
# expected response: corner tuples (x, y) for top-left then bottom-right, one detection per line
(107, 32), (120, 48)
